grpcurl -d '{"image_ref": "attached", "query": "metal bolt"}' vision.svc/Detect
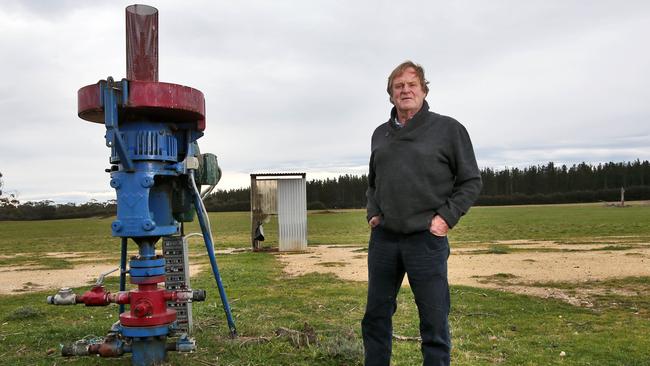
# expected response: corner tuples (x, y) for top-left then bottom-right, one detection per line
(140, 176), (154, 188)
(110, 178), (121, 189)
(112, 220), (123, 232)
(142, 220), (155, 231)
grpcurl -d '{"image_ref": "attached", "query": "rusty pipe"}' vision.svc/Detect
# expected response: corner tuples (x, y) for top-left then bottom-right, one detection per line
(63, 338), (131, 358)
(88, 340), (128, 357)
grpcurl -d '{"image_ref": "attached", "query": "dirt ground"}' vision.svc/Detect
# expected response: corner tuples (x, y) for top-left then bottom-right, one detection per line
(276, 241), (650, 307)
(0, 253), (205, 295)
(1, 263), (119, 294)
(2, 241), (649, 307)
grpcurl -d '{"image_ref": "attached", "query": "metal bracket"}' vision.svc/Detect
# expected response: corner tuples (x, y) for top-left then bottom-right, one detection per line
(100, 77), (134, 172)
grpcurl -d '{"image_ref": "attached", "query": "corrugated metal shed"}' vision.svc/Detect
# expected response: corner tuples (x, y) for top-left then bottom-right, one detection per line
(250, 173), (307, 252)
(277, 179), (307, 251)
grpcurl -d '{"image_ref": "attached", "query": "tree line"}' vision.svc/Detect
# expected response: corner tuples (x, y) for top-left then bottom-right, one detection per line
(478, 160), (650, 205)
(481, 160), (650, 196)
(0, 199), (117, 221)
(204, 160), (650, 211)
(2, 160), (650, 220)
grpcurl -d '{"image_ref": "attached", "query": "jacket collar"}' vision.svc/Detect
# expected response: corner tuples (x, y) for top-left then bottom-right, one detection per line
(389, 100), (430, 132)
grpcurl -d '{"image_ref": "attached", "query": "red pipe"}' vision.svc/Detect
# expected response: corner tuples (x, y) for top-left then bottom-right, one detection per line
(76, 286), (130, 306)
(126, 4), (158, 81)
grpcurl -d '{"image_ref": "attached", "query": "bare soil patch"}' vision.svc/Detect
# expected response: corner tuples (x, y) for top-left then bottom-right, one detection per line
(277, 240), (650, 307)
(1, 263), (119, 294)
(44, 252), (88, 259)
(0, 252), (206, 295)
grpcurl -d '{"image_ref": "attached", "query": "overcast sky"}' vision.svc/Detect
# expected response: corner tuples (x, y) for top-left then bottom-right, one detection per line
(1, 0), (649, 203)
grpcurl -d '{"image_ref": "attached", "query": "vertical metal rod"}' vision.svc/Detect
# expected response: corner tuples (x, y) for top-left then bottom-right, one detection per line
(119, 237), (128, 315)
(189, 173), (237, 337)
(250, 174), (258, 250)
(101, 79), (134, 171)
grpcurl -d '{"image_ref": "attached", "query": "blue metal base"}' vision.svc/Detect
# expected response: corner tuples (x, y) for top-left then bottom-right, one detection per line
(131, 337), (167, 366)
(121, 325), (169, 338)
(129, 257), (166, 277)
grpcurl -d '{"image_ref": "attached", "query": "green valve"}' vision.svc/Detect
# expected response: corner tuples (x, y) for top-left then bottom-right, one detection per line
(196, 153), (221, 186)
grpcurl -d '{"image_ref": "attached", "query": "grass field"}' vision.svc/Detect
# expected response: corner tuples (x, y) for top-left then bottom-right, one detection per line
(1, 203), (650, 365)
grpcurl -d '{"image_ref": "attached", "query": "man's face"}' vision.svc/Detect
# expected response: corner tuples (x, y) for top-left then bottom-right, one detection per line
(390, 67), (426, 114)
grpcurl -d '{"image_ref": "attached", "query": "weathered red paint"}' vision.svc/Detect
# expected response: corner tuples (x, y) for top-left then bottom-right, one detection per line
(77, 5), (206, 131)
(75, 286), (130, 306)
(88, 340), (125, 358)
(76, 286), (112, 306)
(127, 81), (206, 131)
(74, 282), (191, 327)
(126, 5), (158, 82)
(120, 284), (177, 327)
(77, 83), (103, 123)
(77, 81), (206, 131)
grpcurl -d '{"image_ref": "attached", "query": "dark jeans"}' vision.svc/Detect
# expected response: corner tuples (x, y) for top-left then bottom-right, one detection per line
(362, 226), (451, 366)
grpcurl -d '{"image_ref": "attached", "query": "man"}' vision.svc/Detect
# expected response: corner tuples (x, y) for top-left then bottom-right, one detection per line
(362, 61), (482, 366)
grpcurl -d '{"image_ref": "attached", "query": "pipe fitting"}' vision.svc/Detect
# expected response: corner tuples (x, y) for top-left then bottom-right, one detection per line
(166, 288), (206, 302)
(63, 336), (128, 358)
(47, 287), (77, 305)
(88, 338), (126, 357)
(192, 289), (206, 302)
(62, 341), (90, 357)
(174, 334), (196, 353)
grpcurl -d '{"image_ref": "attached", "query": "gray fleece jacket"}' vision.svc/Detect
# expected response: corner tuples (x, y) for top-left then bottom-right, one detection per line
(366, 101), (482, 234)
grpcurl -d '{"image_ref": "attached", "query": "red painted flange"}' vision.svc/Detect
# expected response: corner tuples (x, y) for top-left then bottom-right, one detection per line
(78, 80), (206, 131)
(120, 286), (177, 327)
(120, 309), (177, 327)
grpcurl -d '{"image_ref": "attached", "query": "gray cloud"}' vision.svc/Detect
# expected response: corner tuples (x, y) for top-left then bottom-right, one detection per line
(1, 0), (649, 202)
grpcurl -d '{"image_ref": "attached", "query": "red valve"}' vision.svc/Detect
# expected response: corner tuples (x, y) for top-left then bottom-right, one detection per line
(77, 286), (111, 306)
(133, 300), (153, 317)
(76, 286), (130, 306)
(120, 281), (176, 327)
